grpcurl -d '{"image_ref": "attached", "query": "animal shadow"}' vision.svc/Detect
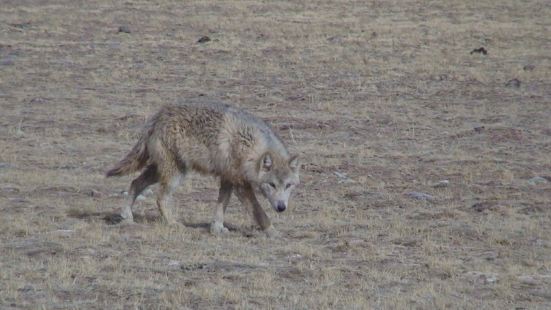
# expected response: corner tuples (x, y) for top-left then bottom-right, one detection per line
(66, 208), (158, 225)
(67, 208), (250, 235)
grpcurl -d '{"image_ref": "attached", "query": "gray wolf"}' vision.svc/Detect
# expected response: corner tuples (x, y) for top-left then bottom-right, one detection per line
(106, 100), (300, 236)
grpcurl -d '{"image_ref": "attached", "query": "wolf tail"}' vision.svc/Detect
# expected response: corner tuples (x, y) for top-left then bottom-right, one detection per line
(106, 120), (155, 177)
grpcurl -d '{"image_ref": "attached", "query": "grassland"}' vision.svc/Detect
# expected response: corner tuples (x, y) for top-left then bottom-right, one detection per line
(1, 0), (550, 309)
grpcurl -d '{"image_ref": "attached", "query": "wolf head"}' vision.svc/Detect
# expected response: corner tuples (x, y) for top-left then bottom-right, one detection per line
(256, 153), (300, 213)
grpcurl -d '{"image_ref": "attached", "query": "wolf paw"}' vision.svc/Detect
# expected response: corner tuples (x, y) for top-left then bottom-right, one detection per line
(210, 221), (229, 235)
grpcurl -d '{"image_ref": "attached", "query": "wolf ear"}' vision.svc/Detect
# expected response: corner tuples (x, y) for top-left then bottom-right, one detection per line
(260, 153), (272, 171)
(289, 154), (300, 171)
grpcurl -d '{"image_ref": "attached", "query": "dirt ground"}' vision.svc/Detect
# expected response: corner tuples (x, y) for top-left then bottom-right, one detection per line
(1, 0), (550, 309)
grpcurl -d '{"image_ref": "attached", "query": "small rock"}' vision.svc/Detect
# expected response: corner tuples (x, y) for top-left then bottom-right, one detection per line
(0, 54), (17, 66)
(523, 64), (535, 71)
(392, 238), (418, 247)
(197, 36), (211, 43)
(118, 26), (131, 34)
(8, 197), (28, 203)
(18, 285), (34, 292)
(505, 78), (521, 88)
(470, 47), (488, 55)
(0, 162), (13, 169)
(473, 126), (485, 133)
(10, 22), (31, 29)
(405, 191), (434, 201)
(334, 171), (354, 184)
(432, 180), (449, 188)
(104, 214), (123, 225)
(6, 239), (63, 257)
(180, 263), (208, 271)
(517, 275), (540, 286)
(168, 260), (181, 267)
(482, 273), (499, 284)
(88, 189), (102, 197)
(527, 176), (548, 186)
(30, 97), (48, 104)
(334, 171), (347, 178)
(471, 201), (497, 212)
(286, 94), (306, 101)
(481, 251), (498, 261)
(2, 186), (19, 193)
(286, 254), (302, 263)
(327, 36), (344, 44)
(465, 271), (498, 284)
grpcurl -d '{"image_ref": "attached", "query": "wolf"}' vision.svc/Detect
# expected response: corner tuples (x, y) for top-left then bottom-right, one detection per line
(106, 100), (300, 236)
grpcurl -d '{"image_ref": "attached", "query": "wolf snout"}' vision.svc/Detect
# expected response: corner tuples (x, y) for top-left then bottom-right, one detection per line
(276, 201), (286, 212)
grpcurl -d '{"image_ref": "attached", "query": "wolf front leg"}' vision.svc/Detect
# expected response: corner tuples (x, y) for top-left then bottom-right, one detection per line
(210, 179), (233, 235)
(236, 183), (280, 237)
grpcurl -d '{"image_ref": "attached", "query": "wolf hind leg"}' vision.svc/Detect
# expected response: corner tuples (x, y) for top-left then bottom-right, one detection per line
(210, 179), (233, 235)
(156, 161), (185, 226)
(120, 164), (159, 222)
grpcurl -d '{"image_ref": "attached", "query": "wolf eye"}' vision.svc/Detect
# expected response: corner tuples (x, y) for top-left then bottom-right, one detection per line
(269, 182), (276, 189)
(285, 183), (292, 190)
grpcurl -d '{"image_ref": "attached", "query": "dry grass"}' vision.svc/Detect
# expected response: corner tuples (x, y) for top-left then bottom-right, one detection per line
(1, 0), (550, 309)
